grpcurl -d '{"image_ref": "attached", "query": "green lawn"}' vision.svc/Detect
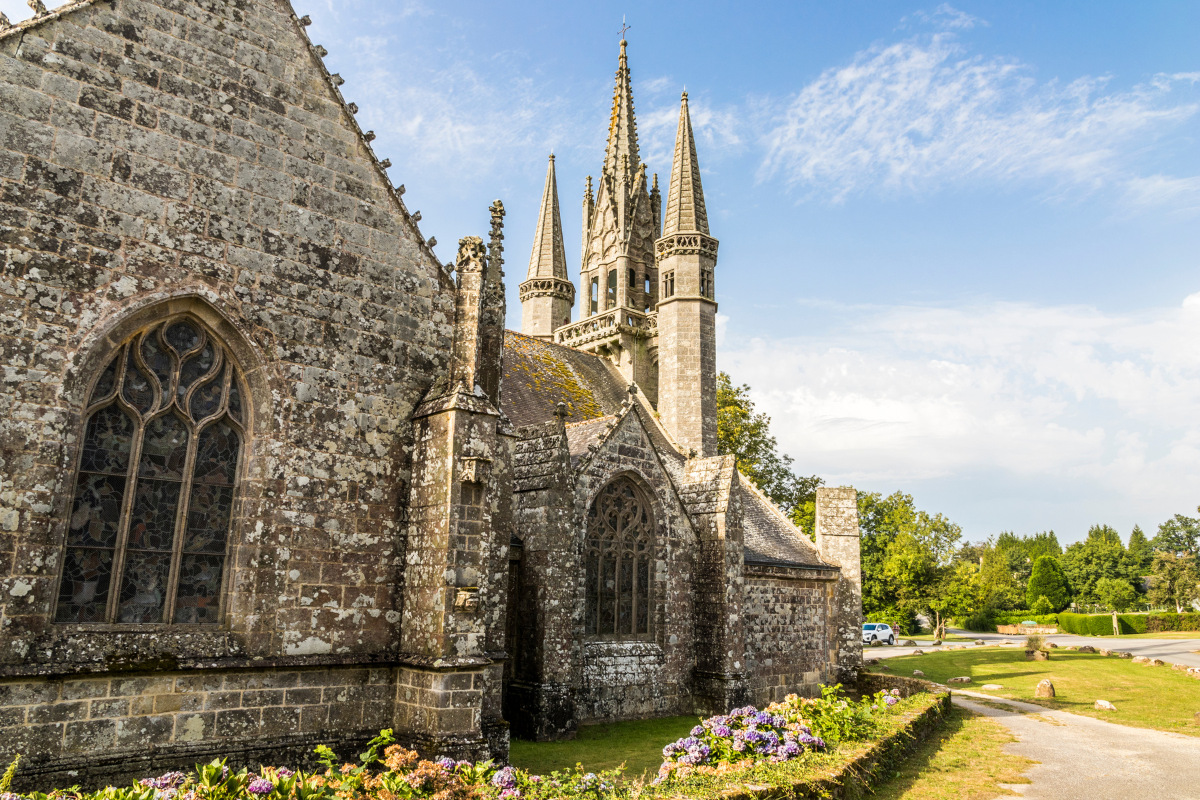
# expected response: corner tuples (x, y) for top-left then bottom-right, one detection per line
(870, 648), (1200, 735)
(508, 715), (697, 780)
(869, 706), (1034, 800)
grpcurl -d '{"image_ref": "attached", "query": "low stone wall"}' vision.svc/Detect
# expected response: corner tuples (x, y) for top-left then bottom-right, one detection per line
(723, 673), (952, 800)
(997, 625), (1058, 635)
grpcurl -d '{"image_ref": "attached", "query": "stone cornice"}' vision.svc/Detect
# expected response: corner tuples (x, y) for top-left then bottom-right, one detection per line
(519, 277), (576, 304)
(655, 232), (719, 262)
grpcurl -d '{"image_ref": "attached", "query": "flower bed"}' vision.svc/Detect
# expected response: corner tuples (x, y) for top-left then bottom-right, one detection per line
(1, 680), (949, 800)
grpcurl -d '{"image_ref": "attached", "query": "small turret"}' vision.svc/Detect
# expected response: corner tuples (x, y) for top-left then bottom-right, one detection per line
(519, 155), (575, 338)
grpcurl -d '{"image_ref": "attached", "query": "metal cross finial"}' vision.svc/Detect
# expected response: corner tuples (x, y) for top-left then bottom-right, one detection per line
(620, 16), (631, 41)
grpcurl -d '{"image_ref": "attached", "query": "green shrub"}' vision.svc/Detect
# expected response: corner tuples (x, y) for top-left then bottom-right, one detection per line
(959, 610), (995, 632)
(1056, 612), (1148, 635)
(1148, 612), (1200, 631)
(1031, 595), (1054, 616)
(1026, 556), (1071, 611)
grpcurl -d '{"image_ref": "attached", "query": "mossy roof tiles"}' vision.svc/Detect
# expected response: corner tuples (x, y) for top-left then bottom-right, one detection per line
(501, 331), (628, 427)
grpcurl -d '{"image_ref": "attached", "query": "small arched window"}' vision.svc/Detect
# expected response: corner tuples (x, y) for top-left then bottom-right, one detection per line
(55, 316), (245, 625)
(584, 477), (653, 639)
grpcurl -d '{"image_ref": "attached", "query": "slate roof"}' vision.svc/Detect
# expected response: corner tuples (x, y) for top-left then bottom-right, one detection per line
(565, 416), (618, 468)
(740, 480), (832, 569)
(501, 331), (629, 427)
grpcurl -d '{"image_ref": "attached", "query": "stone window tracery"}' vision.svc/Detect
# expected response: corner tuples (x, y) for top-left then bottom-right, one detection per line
(55, 316), (245, 626)
(585, 477), (653, 639)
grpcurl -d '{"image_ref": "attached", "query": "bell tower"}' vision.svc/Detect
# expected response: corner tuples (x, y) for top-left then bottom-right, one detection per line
(655, 92), (718, 457)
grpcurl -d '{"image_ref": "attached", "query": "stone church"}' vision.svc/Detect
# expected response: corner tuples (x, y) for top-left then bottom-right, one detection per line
(0, 0), (861, 786)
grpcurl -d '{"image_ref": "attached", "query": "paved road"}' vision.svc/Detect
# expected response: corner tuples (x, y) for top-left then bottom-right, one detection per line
(868, 628), (1200, 667)
(953, 692), (1200, 799)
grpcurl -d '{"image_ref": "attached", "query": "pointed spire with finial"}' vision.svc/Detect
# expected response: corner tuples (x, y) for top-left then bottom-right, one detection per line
(527, 154), (569, 281)
(663, 91), (709, 236)
(604, 37), (641, 181)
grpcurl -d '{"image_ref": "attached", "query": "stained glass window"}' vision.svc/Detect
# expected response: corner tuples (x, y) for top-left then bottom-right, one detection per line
(54, 317), (245, 625)
(584, 477), (653, 638)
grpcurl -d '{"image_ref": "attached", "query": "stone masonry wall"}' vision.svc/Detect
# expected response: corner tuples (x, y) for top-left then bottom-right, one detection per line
(1, 664), (394, 790)
(742, 567), (836, 707)
(815, 488), (863, 680)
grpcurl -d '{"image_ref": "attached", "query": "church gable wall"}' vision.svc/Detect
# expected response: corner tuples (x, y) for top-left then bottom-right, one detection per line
(570, 410), (696, 723)
(0, 0), (452, 778)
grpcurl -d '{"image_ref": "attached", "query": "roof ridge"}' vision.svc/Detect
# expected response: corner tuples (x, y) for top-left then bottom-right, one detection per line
(0, 0), (98, 40)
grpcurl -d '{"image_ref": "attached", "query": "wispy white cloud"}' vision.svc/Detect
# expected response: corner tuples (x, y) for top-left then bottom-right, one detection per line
(759, 31), (1200, 202)
(722, 293), (1200, 526)
(904, 3), (986, 31)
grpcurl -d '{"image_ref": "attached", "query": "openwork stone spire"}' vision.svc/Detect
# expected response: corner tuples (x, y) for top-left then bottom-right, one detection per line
(604, 39), (640, 181)
(662, 92), (709, 236)
(527, 155), (568, 281)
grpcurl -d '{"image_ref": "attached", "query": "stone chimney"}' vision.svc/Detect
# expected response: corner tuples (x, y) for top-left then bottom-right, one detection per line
(815, 487), (862, 680)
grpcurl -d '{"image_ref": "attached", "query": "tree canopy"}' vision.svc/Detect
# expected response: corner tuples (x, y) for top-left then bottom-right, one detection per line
(1026, 556), (1070, 612)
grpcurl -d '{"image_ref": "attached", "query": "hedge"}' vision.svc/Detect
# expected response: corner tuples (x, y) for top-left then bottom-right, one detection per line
(1058, 612), (1149, 635)
(992, 612), (1058, 626)
(1148, 612), (1200, 632)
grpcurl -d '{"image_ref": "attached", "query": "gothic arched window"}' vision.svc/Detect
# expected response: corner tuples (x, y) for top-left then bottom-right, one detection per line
(585, 477), (653, 638)
(55, 316), (245, 626)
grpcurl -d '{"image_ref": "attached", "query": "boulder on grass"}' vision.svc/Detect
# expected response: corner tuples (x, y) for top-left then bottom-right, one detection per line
(1035, 679), (1055, 698)
(1047, 642), (1059, 648)
(1173, 663), (1189, 673)
(975, 639), (986, 646)
(1026, 649), (1050, 661)
(903, 640), (917, 646)
(931, 639), (942, 646)
(1151, 659), (1166, 667)
(1132, 655), (1150, 664)
(1118, 651), (1134, 659)
(913, 670), (925, 677)
(1095, 699), (1117, 711)
(1078, 646), (1097, 654)
(870, 639), (883, 647)
(947, 676), (972, 684)
(912, 649), (924, 655)
(982, 683), (1003, 690)
(1099, 648), (1111, 656)
(864, 658), (878, 665)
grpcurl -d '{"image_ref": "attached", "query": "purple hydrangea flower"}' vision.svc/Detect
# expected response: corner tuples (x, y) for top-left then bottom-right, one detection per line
(713, 724), (733, 738)
(275, 769), (295, 780)
(499, 790), (521, 800)
(491, 767), (519, 790)
(690, 725), (705, 737)
(435, 757), (457, 770)
(247, 778), (274, 795)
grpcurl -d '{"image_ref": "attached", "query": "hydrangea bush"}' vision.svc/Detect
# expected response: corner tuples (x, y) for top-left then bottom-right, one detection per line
(0, 686), (911, 800)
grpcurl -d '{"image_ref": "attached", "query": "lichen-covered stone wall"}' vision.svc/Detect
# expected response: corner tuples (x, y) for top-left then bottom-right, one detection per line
(742, 566), (837, 707)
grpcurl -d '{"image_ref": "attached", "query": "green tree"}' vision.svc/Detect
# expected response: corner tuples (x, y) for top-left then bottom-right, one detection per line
(1148, 552), (1200, 613)
(1152, 512), (1200, 557)
(1095, 576), (1136, 611)
(715, 372), (823, 535)
(1127, 525), (1153, 574)
(1061, 530), (1140, 606)
(1026, 555), (1070, 611)
(1030, 595), (1054, 616)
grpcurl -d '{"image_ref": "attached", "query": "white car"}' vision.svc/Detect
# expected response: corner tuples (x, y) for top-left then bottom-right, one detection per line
(863, 623), (895, 646)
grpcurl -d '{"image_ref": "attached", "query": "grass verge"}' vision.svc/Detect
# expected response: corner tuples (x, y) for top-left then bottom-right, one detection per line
(870, 647), (1200, 735)
(869, 706), (1034, 800)
(508, 716), (697, 781)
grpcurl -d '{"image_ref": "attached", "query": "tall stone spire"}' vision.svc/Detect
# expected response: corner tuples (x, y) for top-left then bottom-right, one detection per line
(655, 91), (719, 458)
(604, 39), (640, 180)
(519, 155), (575, 339)
(662, 92), (709, 236)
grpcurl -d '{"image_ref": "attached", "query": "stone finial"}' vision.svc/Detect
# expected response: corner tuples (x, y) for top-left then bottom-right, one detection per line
(0, 12), (10, 28)
(330, 73), (345, 86)
(299, 14), (313, 25)
(489, 200), (506, 271)
(427, 237), (437, 248)
(456, 236), (486, 270)
(364, 130), (376, 142)
(379, 158), (391, 169)
(628, 382), (637, 397)
(396, 184), (406, 195)
(314, 45), (328, 57)
(347, 102), (358, 114)
(28, 0), (48, 16)
(412, 211), (421, 222)
(554, 402), (568, 419)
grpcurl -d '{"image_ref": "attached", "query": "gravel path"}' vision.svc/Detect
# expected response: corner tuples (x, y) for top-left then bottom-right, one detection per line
(953, 692), (1200, 799)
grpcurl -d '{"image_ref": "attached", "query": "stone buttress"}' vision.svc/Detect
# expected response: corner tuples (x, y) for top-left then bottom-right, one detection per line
(398, 208), (514, 761)
(815, 487), (863, 681)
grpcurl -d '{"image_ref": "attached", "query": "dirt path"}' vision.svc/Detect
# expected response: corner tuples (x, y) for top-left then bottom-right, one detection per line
(952, 692), (1200, 799)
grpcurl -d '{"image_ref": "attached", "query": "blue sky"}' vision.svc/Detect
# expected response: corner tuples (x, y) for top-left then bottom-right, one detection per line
(7, 1), (1200, 546)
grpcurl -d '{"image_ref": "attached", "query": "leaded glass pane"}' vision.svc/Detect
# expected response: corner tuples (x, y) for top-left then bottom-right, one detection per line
(117, 550), (171, 623)
(67, 472), (126, 548)
(173, 554), (223, 624)
(79, 405), (133, 475)
(585, 549), (599, 635)
(178, 343), (216, 401)
(585, 476), (654, 639)
(193, 422), (239, 485)
(618, 552), (633, 634)
(126, 478), (181, 552)
(139, 414), (188, 480)
(600, 546), (616, 635)
(121, 348), (155, 414)
(636, 555), (649, 634)
(91, 354), (119, 403)
(140, 332), (174, 407)
(227, 378), (243, 423)
(55, 547), (113, 623)
(182, 484), (232, 554)
(165, 320), (202, 354)
(190, 365), (226, 421)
